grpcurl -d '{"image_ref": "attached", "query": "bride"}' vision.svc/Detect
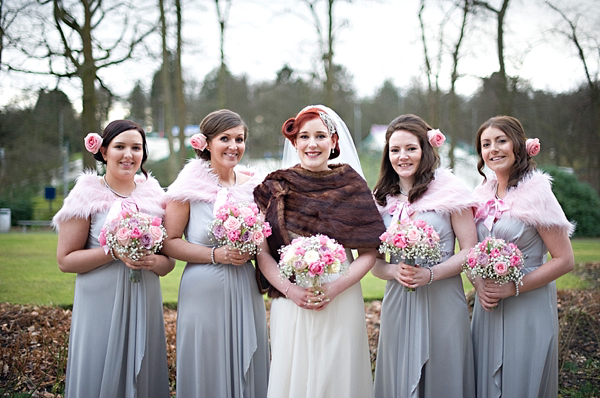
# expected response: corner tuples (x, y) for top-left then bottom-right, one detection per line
(253, 105), (385, 398)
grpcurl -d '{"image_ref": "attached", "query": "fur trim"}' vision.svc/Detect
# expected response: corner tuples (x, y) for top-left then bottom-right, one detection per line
(377, 168), (476, 217)
(164, 158), (261, 204)
(472, 170), (575, 236)
(52, 171), (165, 228)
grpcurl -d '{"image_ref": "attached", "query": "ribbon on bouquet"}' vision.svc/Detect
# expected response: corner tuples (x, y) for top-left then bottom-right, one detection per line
(213, 187), (231, 217)
(475, 198), (509, 231)
(101, 198), (139, 254)
(389, 199), (414, 225)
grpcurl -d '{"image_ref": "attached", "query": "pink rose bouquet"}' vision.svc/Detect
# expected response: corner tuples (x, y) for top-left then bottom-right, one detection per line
(278, 234), (348, 289)
(208, 200), (272, 256)
(379, 218), (442, 291)
(463, 236), (524, 288)
(99, 211), (167, 282)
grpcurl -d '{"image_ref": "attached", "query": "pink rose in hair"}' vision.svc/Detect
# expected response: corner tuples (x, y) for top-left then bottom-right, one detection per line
(427, 129), (446, 147)
(190, 133), (208, 151)
(84, 133), (103, 154)
(526, 138), (540, 157)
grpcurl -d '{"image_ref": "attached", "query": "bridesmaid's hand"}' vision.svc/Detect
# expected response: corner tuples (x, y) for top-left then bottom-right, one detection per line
(482, 279), (517, 301)
(118, 249), (152, 270)
(397, 264), (431, 289)
(474, 278), (500, 311)
(216, 245), (250, 266)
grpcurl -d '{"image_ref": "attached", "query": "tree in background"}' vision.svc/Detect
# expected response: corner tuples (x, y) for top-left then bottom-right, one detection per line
(127, 81), (148, 129)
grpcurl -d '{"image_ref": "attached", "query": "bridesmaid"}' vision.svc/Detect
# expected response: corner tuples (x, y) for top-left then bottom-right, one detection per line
(471, 116), (574, 398)
(53, 120), (173, 397)
(162, 109), (269, 398)
(372, 114), (476, 398)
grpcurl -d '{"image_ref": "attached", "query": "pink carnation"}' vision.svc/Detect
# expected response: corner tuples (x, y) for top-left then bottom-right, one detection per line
(321, 252), (335, 265)
(308, 261), (325, 277)
(244, 215), (257, 226)
(262, 222), (272, 237)
(489, 248), (501, 258)
(151, 217), (163, 227)
(130, 227), (142, 239)
(98, 228), (107, 246)
(227, 229), (241, 242)
(393, 233), (407, 249)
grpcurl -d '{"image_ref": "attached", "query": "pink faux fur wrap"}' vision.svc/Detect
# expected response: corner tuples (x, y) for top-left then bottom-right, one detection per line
(52, 171), (165, 229)
(472, 170), (575, 236)
(377, 168), (476, 218)
(164, 159), (261, 204)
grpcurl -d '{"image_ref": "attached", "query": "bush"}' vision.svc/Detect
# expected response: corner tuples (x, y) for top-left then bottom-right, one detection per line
(543, 166), (600, 237)
(0, 196), (34, 226)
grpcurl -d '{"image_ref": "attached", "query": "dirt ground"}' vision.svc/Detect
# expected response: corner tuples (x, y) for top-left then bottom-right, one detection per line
(1, 264), (599, 396)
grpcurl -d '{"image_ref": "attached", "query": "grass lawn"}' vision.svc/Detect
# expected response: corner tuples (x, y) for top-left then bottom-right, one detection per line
(0, 233), (598, 306)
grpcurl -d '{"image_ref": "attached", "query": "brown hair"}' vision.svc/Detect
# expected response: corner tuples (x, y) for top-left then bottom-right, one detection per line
(281, 108), (340, 159)
(197, 109), (248, 161)
(373, 114), (440, 206)
(94, 120), (148, 178)
(475, 115), (535, 188)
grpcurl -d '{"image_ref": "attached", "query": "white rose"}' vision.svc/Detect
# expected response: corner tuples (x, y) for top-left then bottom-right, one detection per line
(330, 259), (341, 273)
(326, 240), (337, 251)
(304, 250), (319, 264)
(283, 248), (297, 264)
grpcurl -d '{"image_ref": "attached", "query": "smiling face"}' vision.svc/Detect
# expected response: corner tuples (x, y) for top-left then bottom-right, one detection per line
(388, 130), (422, 186)
(480, 126), (516, 177)
(206, 125), (246, 170)
(100, 129), (144, 180)
(294, 117), (338, 172)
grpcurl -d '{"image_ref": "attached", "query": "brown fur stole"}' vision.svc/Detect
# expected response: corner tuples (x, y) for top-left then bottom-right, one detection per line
(254, 163), (386, 297)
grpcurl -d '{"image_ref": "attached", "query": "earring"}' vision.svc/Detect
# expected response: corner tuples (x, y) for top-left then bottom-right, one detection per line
(331, 149), (334, 154)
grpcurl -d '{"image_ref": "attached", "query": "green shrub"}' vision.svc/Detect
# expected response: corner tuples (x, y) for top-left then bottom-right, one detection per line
(0, 196), (34, 225)
(543, 166), (600, 237)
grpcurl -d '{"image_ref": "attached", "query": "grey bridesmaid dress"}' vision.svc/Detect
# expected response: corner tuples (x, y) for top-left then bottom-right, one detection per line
(472, 218), (559, 398)
(373, 210), (476, 398)
(175, 201), (269, 398)
(64, 211), (170, 397)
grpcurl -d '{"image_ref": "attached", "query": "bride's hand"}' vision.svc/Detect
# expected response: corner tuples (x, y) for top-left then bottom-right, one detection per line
(287, 285), (325, 310)
(311, 283), (338, 311)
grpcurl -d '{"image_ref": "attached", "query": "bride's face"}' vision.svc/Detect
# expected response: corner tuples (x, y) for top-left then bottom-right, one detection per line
(294, 118), (338, 172)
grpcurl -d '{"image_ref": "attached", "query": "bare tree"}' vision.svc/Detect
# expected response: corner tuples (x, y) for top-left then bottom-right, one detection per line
(472, 0), (511, 114)
(215, 0), (231, 109)
(5, 0), (154, 169)
(174, 0), (187, 166)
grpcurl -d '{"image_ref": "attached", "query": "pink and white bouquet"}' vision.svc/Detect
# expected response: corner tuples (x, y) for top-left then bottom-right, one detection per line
(278, 234), (348, 289)
(99, 210), (167, 282)
(379, 218), (442, 291)
(209, 200), (272, 256)
(463, 236), (524, 286)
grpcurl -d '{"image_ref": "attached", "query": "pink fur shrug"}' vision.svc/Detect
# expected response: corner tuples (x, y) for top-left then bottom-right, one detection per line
(472, 170), (575, 236)
(164, 159), (261, 204)
(52, 171), (165, 229)
(377, 168), (476, 218)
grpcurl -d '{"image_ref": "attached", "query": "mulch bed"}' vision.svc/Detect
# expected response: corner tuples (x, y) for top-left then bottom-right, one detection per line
(2, 288), (599, 396)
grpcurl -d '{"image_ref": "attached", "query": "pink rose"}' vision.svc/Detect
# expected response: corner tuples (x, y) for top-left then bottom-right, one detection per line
(295, 246), (306, 256)
(335, 247), (347, 262)
(322, 252), (335, 265)
(149, 225), (164, 244)
(427, 129), (446, 147)
(240, 207), (254, 218)
(98, 228), (107, 246)
(526, 138), (540, 157)
(223, 216), (241, 232)
(84, 133), (103, 154)
(151, 217), (163, 227)
(116, 227), (131, 247)
(406, 228), (420, 244)
(414, 219), (427, 228)
(120, 209), (132, 218)
(308, 261), (325, 277)
(252, 230), (265, 245)
(379, 232), (389, 242)
(493, 261), (509, 276)
(130, 227), (142, 239)
(190, 133), (207, 151)
(318, 235), (329, 246)
(230, 206), (240, 217)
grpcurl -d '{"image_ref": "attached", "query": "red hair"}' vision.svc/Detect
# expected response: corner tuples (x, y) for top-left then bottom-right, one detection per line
(281, 108), (340, 158)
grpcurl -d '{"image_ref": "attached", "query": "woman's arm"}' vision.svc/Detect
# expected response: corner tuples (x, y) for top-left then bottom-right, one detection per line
(162, 200), (249, 266)
(57, 217), (114, 273)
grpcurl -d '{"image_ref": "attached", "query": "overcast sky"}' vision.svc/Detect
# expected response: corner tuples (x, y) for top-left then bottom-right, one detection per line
(1, 0), (597, 115)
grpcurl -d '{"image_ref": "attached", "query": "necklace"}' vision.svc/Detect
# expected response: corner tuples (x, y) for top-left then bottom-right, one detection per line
(218, 171), (237, 188)
(103, 175), (135, 198)
(399, 185), (411, 196)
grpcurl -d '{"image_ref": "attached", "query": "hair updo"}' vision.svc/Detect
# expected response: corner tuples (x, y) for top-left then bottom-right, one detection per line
(281, 108), (340, 159)
(196, 109), (248, 161)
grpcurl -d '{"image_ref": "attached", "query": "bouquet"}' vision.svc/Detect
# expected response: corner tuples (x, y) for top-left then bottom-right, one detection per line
(278, 234), (348, 290)
(208, 200), (272, 256)
(379, 218), (442, 291)
(99, 210), (167, 283)
(463, 236), (525, 288)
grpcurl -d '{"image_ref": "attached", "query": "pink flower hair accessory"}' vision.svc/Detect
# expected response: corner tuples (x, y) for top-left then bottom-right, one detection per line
(427, 129), (446, 147)
(84, 133), (103, 154)
(190, 133), (208, 151)
(526, 138), (540, 157)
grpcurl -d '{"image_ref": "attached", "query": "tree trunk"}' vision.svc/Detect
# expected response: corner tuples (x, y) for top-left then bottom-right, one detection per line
(159, 0), (177, 182)
(79, 0), (98, 170)
(175, 0), (187, 167)
(324, 0), (334, 107)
